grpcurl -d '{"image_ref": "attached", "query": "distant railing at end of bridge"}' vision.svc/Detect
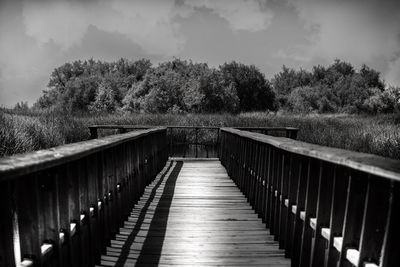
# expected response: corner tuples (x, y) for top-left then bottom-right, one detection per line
(219, 127), (400, 267)
(87, 125), (299, 158)
(0, 128), (168, 267)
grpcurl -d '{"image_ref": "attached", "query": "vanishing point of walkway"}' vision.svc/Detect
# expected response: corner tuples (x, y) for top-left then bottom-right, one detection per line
(97, 160), (290, 266)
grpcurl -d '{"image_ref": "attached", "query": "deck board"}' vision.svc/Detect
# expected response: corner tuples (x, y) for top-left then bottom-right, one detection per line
(98, 160), (290, 266)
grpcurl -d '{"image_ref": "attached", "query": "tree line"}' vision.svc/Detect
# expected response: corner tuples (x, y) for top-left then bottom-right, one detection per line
(32, 58), (400, 114)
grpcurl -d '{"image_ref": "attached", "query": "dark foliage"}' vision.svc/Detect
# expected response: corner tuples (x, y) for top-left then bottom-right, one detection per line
(272, 59), (398, 113)
(35, 58), (275, 113)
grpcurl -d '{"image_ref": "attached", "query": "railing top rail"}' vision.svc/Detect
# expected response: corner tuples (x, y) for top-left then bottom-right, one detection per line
(88, 125), (221, 129)
(0, 127), (167, 181)
(221, 127), (400, 181)
(234, 126), (299, 131)
(88, 125), (298, 131)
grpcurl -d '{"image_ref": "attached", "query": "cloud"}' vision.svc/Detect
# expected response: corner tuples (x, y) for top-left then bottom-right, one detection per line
(184, 0), (273, 32)
(22, 0), (273, 57)
(282, 0), (400, 69)
(22, 0), (187, 56)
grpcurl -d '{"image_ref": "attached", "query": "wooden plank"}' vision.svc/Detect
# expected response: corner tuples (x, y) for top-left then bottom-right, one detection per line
(299, 158), (320, 267)
(380, 181), (400, 267)
(310, 162), (335, 266)
(0, 181), (15, 267)
(220, 128), (400, 182)
(284, 154), (300, 258)
(0, 128), (167, 180)
(278, 152), (291, 249)
(357, 176), (390, 266)
(290, 157), (309, 266)
(98, 160), (290, 266)
(36, 168), (60, 266)
(15, 174), (41, 265)
(337, 171), (368, 266)
(325, 166), (350, 267)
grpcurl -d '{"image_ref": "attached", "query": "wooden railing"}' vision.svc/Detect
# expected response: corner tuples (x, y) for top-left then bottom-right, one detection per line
(0, 128), (168, 267)
(219, 128), (400, 267)
(234, 127), (298, 139)
(88, 125), (299, 158)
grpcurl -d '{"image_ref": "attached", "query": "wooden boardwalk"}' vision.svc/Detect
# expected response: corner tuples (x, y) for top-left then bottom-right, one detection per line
(98, 159), (290, 267)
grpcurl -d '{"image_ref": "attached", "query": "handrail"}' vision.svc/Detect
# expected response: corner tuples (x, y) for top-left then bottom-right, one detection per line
(88, 125), (224, 158)
(220, 128), (400, 267)
(234, 127), (298, 139)
(87, 125), (298, 139)
(87, 125), (299, 158)
(0, 127), (168, 267)
(221, 128), (400, 181)
(0, 127), (167, 181)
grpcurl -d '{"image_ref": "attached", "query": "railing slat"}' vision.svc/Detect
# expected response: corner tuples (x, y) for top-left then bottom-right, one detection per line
(299, 159), (320, 267)
(15, 174), (41, 264)
(284, 154), (300, 258)
(325, 166), (350, 267)
(310, 162), (335, 266)
(358, 177), (390, 266)
(380, 182), (400, 266)
(220, 128), (400, 267)
(0, 181), (15, 267)
(220, 128), (400, 182)
(0, 128), (168, 266)
(290, 157), (309, 266)
(338, 172), (368, 266)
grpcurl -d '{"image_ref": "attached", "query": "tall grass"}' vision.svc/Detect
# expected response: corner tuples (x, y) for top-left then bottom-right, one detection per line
(1, 109), (399, 159)
(0, 110), (88, 156)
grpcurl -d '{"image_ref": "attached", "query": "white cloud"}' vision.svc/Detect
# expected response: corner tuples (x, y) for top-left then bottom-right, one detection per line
(184, 0), (273, 32)
(21, 0), (273, 57)
(22, 1), (88, 51)
(283, 0), (400, 69)
(22, 0), (187, 56)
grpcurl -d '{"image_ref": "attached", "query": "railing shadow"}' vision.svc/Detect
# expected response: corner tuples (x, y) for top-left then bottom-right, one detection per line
(135, 161), (183, 266)
(114, 161), (183, 266)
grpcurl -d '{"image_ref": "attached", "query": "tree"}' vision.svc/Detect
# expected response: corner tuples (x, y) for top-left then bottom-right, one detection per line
(89, 80), (119, 112)
(362, 87), (400, 114)
(183, 69), (239, 113)
(220, 61), (275, 111)
(272, 65), (311, 107)
(360, 64), (385, 90)
(287, 85), (338, 113)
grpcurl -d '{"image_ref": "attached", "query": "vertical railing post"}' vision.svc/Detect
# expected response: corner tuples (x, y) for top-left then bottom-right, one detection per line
(0, 182), (15, 267)
(89, 127), (98, 139)
(217, 128), (220, 158)
(195, 127), (198, 158)
(169, 127), (173, 157)
(380, 182), (400, 266)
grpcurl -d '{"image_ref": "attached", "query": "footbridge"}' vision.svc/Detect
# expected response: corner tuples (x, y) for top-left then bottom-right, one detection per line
(0, 126), (399, 267)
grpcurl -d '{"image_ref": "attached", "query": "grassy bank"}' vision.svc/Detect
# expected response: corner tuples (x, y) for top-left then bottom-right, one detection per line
(1, 110), (399, 159)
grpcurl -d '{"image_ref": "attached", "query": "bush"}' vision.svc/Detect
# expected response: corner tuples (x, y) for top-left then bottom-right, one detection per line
(287, 86), (338, 113)
(362, 87), (400, 114)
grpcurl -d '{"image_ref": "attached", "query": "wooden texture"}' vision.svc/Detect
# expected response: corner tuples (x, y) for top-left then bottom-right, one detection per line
(2, 125), (400, 267)
(219, 128), (400, 267)
(97, 160), (290, 266)
(221, 128), (400, 181)
(0, 128), (166, 181)
(0, 128), (168, 266)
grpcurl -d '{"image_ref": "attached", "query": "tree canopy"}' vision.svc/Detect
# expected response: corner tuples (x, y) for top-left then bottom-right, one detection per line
(271, 59), (397, 113)
(35, 58), (275, 113)
(34, 58), (399, 114)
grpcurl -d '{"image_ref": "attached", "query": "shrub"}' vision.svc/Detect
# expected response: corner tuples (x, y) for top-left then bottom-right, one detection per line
(362, 87), (400, 114)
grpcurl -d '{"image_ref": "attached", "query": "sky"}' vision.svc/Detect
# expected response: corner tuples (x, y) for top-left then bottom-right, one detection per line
(0, 0), (399, 106)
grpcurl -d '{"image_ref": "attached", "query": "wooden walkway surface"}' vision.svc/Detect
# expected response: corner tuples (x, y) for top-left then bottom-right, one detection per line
(98, 160), (290, 266)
